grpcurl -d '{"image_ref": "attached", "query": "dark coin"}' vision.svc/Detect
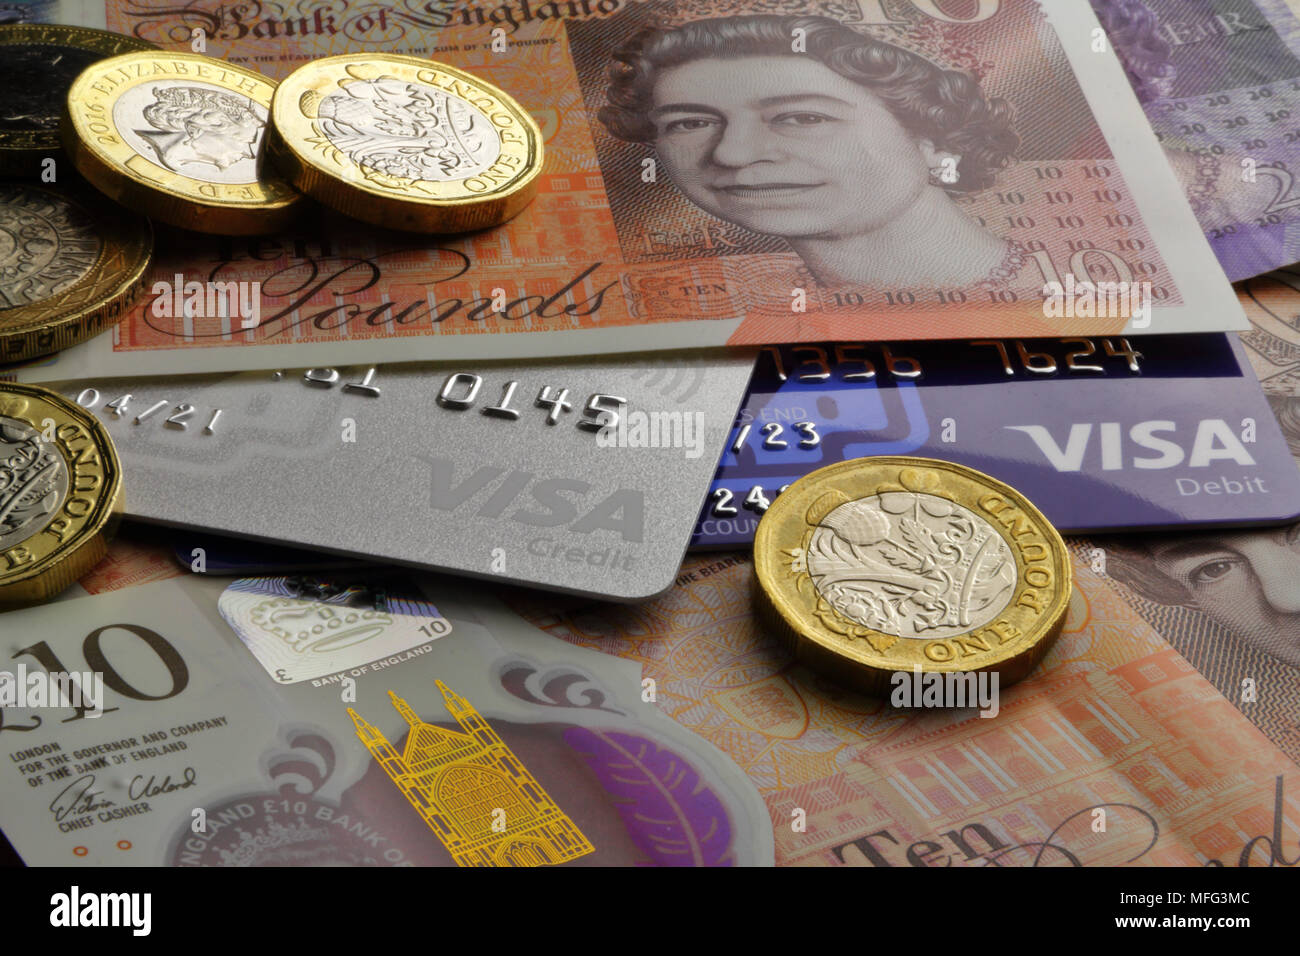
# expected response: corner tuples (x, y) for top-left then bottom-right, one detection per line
(0, 24), (156, 176)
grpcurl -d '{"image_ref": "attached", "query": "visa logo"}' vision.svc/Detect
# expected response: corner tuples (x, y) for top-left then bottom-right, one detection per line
(422, 456), (645, 542)
(1006, 419), (1256, 471)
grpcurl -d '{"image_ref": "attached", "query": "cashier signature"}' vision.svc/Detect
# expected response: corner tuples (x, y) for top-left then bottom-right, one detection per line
(47, 775), (115, 821)
(128, 767), (198, 800)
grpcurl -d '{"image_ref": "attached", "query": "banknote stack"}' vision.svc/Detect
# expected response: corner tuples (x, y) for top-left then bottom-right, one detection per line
(0, 0), (1299, 877)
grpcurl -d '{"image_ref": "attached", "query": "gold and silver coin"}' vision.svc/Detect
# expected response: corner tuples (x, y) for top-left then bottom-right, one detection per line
(753, 457), (1072, 696)
(0, 182), (152, 362)
(269, 54), (544, 232)
(0, 383), (123, 609)
(62, 51), (303, 234)
(0, 23), (156, 176)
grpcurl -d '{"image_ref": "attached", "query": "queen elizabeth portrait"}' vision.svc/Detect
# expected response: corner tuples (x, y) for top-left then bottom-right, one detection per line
(130, 84), (265, 182)
(597, 14), (1021, 288)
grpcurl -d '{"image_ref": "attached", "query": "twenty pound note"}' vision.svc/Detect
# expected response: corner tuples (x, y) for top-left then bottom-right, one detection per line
(12, 0), (1243, 382)
(1092, 0), (1300, 281)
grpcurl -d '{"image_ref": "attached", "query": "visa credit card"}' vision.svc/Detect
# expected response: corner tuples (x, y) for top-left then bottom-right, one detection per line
(50, 352), (753, 601)
(691, 335), (1300, 548)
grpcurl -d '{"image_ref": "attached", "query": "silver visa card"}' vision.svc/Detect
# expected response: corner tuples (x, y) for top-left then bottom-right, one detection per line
(52, 353), (755, 600)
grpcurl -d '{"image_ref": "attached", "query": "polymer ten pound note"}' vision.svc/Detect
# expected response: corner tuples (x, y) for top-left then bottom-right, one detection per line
(0, 571), (772, 866)
(9, 0), (1244, 382)
(506, 550), (1300, 867)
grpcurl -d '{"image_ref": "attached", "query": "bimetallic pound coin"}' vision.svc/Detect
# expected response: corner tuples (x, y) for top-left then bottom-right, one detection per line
(269, 55), (544, 233)
(63, 52), (303, 234)
(0, 183), (152, 363)
(754, 457), (1072, 696)
(0, 24), (156, 177)
(0, 383), (123, 608)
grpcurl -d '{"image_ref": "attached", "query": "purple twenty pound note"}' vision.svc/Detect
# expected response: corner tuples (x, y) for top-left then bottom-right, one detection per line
(1094, 0), (1300, 280)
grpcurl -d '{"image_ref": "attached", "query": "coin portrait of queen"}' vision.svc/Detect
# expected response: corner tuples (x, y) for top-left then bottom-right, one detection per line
(135, 85), (264, 176)
(598, 14), (1022, 288)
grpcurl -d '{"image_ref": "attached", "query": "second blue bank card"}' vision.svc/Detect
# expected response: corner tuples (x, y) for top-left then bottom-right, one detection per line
(691, 335), (1300, 548)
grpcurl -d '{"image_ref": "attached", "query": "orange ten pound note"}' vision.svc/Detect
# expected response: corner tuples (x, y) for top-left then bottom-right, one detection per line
(14, 0), (1246, 382)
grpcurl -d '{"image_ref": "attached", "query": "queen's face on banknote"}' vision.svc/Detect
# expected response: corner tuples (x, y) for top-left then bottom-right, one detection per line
(599, 14), (1020, 287)
(1111, 524), (1300, 670)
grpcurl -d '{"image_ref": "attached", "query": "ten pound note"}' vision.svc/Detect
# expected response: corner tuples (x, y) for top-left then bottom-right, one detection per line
(0, 572), (774, 866)
(10, 0), (1246, 382)
(505, 547), (1300, 867)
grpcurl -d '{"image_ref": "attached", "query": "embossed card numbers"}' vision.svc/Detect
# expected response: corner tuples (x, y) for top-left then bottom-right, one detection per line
(55, 353), (755, 601)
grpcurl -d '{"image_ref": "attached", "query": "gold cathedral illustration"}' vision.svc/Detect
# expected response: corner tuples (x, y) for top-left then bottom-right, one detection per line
(348, 682), (594, 867)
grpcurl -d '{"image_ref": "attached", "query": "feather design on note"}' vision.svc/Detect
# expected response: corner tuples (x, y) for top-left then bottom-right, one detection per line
(499, 663), (624, 715)
(564, 727), (735, 867)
